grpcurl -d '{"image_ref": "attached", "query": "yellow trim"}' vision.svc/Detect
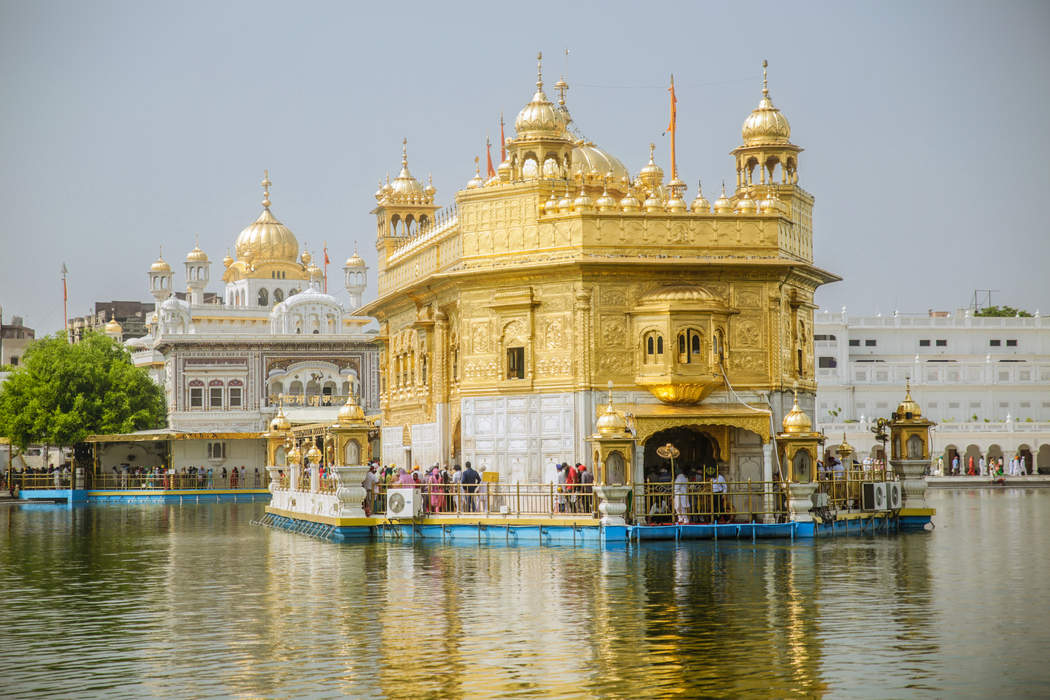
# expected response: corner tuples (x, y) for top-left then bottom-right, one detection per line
(898, 507), (936, 517)
(834, 511), (890, 521)
(267, 506), (379, 527)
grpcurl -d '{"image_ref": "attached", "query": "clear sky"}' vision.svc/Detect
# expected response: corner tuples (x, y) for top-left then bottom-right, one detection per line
(1, 0), (1048, 334)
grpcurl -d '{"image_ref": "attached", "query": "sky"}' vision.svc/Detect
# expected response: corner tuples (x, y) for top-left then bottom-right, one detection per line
(1, 0), (1048, 335)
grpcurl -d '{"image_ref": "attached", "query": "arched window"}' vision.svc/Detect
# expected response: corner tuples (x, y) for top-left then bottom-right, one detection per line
(907, 434), (924, 459)
(714, 329), (725, 365)
(522, 156), (539, 178)
(273, 289), (284, 303)
(643, 332), (664, 364)
(793, 449), (812, 483)
(258, 288), (268, 306)
(677, 329), (702, 364)
(542, 157), (560, 178)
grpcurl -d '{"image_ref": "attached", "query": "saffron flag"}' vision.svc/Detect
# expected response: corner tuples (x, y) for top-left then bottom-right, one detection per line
(499, 113), (506, 163)
(323, 243), (330, 265)
(667, 75), (677, 135)
(486, 137), (496, 178)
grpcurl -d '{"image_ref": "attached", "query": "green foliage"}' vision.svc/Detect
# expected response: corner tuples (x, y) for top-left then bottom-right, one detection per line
(975, 305), (1032, 317)
(0, 332), (166, 449)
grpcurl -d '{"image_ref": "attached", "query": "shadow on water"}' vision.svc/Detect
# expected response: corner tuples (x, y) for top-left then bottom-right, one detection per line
(1, 492), (1048, 698)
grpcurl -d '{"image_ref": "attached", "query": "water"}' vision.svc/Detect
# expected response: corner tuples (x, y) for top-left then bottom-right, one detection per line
(1, 490), (1047, 698)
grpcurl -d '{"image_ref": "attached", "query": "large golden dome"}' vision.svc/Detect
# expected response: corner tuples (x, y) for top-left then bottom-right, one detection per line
(150, 254), (171, 273)
(234, 172), (299, 264)
(571, 143), (630, 183)
(742, 61), (792, 146)
(895, 381), (922, 418)
(515, 53), (568, 140)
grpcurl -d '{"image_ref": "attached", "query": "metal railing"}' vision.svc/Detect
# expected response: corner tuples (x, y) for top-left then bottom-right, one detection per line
(370, 482), (599, 519)
(638, 480), (787, 525)
(266, 394), (350, 407)
(87, 472), (265, 491)
(11, 473), (73, 490)
(815, 468), (895, 511)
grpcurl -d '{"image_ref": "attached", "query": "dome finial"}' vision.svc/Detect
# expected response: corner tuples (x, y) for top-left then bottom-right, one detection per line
(905, 377), (912, 400)
(762, 59), (769, 98)
(648, 142), (656, 165)
(607, 379), (614, 407)
(536, 50), (543, 90)
(401, 137), (408, 169)
(262, 169), (272, 209)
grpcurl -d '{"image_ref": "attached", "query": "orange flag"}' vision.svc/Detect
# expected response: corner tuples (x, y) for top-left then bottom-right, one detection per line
(667, 74), (678, 179)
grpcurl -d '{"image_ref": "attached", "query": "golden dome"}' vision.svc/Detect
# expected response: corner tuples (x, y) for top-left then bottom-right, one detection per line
(542, 191), (558, 215)
(425, 173), (437, 196)
(760, 186), (780, 214)
(666, 179), (687, 213)
(571, 143), (630, 183)
(389, 139), (424, 197)
(638, 143), (664, 192)
(222, 251), (233, 268)
(305, 443), (323, 465)
(336, 394), (366, 425)
(573, 188), (594, 213)
(557, 184), (573, 213)
(514, 53), (568, 140)
(269, 406), (291, 433)
(735, 190), (757, 214)
(595, 178), (618, 212)
(836, 433), (854, 458)
(742, 61), (792, 146)
(345, 248), (365, 268)
(185, 243), (208, 263)
(781, 392), (813, 434)
(713, 183), (733, 214)
(235, 171), (300, 264)
(466, 160), (485, 189)
(643, 190), (664, 213)
(691, 181), (711, 213)
(286, 444), (302, 466)
(619, 185), (641, 213)
(104, 318), (122, 334)
(150, 254), (172, 273)
(595, 387), (628, 437)
(301, 250), (312, 266)
(895, 381), (922, 419)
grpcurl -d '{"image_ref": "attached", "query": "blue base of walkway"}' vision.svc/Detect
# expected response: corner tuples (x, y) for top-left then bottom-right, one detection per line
(17, 489), (88, 503)
(898, 515), (934, 531)
(373, 522), (627, 545)
(629, 522), (804, 540)
(87, 492), (270, 503)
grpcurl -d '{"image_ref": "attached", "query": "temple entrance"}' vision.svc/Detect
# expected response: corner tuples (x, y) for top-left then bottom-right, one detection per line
(643, 426), (720, 481)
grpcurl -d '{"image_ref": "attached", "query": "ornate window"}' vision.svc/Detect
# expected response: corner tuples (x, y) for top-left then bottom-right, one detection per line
(228, 379), (243, 408)
(273, 288), (284, 303)
(643, 332), (664, 364)
(207, 442), (226, 459)
(677, 329), (702, 364)
(188, 380), (204, 409)
(258, 288), (269, 306)
(209, 380), (224, 409)
(907, 434), (924, 459)
(507, 347), (525, 379)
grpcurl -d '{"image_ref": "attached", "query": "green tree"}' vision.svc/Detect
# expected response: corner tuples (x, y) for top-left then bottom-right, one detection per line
(975, 305), (1032, 317)
(0, 332), (166, 449)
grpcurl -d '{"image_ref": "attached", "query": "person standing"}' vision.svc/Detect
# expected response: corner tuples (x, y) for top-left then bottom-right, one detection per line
(578, 464), (594, 513)
(673, 469), (690, 524)
(461, 461), (481, 512)
(712, 469), (728, 523)
(979, 456), (986, 476)
(362, 465), (377, 516)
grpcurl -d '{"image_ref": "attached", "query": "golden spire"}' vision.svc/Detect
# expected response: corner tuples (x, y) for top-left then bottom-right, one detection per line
(648, 142), (655, 164)
(762, 59), (769, 98)
(555, 48), (569, 107)
(262, 169), (271, 209)
(401, 137), (408, 169)
(536, 50), (543, 90)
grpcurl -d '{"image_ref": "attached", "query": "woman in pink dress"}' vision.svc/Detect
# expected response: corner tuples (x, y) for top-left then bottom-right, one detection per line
(427, 467), (443, 513)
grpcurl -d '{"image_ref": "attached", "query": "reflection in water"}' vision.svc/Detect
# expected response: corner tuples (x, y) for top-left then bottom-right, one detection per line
(1, 491), (1048, 697)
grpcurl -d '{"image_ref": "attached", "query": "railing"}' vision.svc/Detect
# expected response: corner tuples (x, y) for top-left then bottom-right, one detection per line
(371, 482), (600, 519)
(12, 473), (73, 490)
(318, 473), (338, 495)
(87, 472), (265, 491)
(266, 394), (350, 407)
(815, 467), (893, 511)
(638, 480), (786, 525)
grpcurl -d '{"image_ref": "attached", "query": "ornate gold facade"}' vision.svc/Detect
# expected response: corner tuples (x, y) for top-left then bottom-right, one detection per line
(360, 55), (838, 480)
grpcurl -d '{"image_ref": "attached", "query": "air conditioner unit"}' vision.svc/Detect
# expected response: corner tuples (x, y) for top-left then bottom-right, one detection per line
(386, 487), (422, 519)
(885, 481), (903, 510)
(861, 482), (887, 511)
(811, 492), (829, 508)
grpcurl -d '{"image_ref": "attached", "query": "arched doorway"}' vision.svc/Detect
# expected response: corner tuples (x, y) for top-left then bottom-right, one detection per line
(1037, 445), (1050, 474)
(1018, 444), (1033, 474)
(944, 445), (959, 474)
(450, 418), (461, 467)
(643, 426), (720, 481)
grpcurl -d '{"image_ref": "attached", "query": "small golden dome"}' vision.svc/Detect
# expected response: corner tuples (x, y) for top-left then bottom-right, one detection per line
(269, 406), (291, 432)
(691, 181), (711, 213)
(836, 433), (854, 458)
(620, 187), (641, 213)
(735, 190), (757, 214)
(286, 444), (302, 466)
(638, 143), (664, 192)
(307, 263), (322, 280)
(714, 183), (733, 214)
(557, 184), (573, 213)
(542, 191), (558, 215)
(185, 243), (208, 263)
(222, 251), (234, 268)
(595, 177), (618, 212)
(595, 387), (628, 437)
(150, 255), (172, 273)
(337, 394), (366, 425)
(895, 381), (922, 419)
(760, 186), (780, 214)
(466, 160), (485, 189)
(425, 173), (437, 196)
(305, 443), (323, 465)
(742, 61), (792, 146)
(573, 188), (594, 213)
(666, 178), (687, 213)
(781, 393), (812, 434)
(300, 250), (312, 266)
(514, 53), (568, 139)
(374, 181), (384, 200)
(345, 249), (365, 268)
(389, 139), (424, 197)
(644, 191), (664, 213)
(104, 318), (122, 334)
(496, 159), (511, 182)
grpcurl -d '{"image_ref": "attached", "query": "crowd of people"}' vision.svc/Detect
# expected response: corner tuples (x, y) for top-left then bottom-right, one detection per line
(104, 465), (262, 489)
(644, 465), (730, 525)
(933, 454), (1031, 477)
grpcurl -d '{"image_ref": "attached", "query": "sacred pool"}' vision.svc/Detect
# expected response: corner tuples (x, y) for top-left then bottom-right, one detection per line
(1, 489), (1047, 698)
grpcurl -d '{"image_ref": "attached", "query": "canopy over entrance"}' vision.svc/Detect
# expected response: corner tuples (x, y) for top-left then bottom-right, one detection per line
(643, 426), (720, 481)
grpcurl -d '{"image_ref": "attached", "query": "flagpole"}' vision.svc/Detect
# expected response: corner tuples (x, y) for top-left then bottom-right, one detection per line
(61, 263), (69, 343)
(668, 74), (677, 181)
(499, 114), (506, 163)
(323, 241), (329, 293)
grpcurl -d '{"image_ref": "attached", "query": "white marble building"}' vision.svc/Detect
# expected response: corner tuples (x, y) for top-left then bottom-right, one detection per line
(814, 308), (1050, 472)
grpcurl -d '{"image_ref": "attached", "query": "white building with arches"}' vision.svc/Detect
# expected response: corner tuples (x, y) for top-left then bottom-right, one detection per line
(109, 174), (380, 474)
(814, 308), (1050, 473)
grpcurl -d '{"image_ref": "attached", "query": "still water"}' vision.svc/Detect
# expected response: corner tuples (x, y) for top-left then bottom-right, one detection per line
(1, 490), (1047, 699)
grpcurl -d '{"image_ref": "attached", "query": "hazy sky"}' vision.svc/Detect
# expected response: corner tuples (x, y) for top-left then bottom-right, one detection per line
(2, 0), (1048, 334)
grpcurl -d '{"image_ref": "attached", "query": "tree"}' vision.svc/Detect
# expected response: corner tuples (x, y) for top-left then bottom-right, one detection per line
(975, 305), (1032, 317)
(0, 332), (166, 449)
